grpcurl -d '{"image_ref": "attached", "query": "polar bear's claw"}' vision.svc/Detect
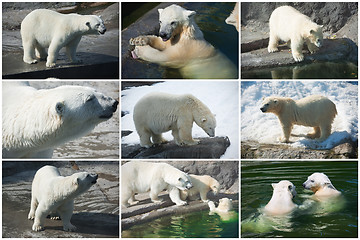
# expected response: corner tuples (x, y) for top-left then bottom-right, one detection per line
(129, 36), (149, 46)
(32, 224), (44, 231)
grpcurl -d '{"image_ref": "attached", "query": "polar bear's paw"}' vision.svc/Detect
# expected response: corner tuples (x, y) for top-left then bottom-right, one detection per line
(268, 46), (279, 53)
(28, 213), (35, 220)
(129, 36), (149, 46)
(46, 62), (56, 68)
(63, 223), (77, 232)
(292, 52), (304, 62)
(32, 224), (44, 232)
(24, 58), (38, 64)
(175, 200), (188, 206)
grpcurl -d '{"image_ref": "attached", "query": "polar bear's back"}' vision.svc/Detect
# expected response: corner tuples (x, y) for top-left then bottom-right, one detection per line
(294, 95), (337, 126)
(32, 165), (61, 199)
(133, 92), (195, 134)
(269, 6), (315, 41)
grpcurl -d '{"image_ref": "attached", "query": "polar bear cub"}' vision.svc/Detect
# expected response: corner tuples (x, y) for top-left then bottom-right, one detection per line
(180, 174), (220, 202)
(121, 161), (193, 207)
(303, 172), (341, 197)
(133, 92), (216, 148)
(268, 6), (323, 62)
(28, 165), (98, 231)
(264, 180), (297, 215)
(21, 9), (106, 67)
(208, 198), (233, 213)
(260, 95), (337, 143)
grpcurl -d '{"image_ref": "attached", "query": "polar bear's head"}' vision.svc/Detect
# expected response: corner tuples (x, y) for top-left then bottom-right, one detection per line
(164, 167), (193, 191)
(271, 180), (297, 199)
(210, 177), (221, 195)
(218, 198), (233, 211)
(307, 25), (323, 48)
(303, 172), (335, 193)
(72, 172), (98, 195)
(82, 15), (106, 35)
(158, 4), (197, 41)
(260, 97), (285, 114)
(197, 115), (216, 137)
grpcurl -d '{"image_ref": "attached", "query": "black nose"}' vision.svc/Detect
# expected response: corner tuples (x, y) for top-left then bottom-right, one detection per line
(112, 100), (119, 111)
(302, 183), (305, 187)
(260, 107), (265, 112)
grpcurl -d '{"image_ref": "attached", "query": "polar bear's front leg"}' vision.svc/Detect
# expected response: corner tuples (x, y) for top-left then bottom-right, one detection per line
(132, 45), (171, 64)
(66, 36), (82, 64)
(58, 200), (76, 232)
(32, 203), (48, 231)
(177, 124), (200, 146)
(268, 31), (279, 53)
(46, 40), (63, 67)
(291, 40), (304, 62)
(168, 187), (187, 206)
(129, 35), (166, 51)
(280, 124), (292, 143)
(28, 197), (38, 220)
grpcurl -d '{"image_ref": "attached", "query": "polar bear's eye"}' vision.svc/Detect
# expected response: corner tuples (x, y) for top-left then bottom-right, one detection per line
(310, 180), (314, 183)
(171, 21), (177, 26)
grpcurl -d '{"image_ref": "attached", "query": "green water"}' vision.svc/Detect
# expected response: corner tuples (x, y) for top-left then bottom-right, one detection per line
(122, 208), (239, 238)
(241, 161), (358, 237)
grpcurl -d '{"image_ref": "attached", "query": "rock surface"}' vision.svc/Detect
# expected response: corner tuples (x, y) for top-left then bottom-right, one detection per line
(2, 161), (119, 238)
(122, 136), (230, 159)
(241, 141), (358, 159)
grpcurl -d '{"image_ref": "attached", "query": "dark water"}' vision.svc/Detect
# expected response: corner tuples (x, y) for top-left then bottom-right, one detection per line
(242, 61), (358, 79)
(122, 208), (239, 238)
(241, 161), (358, 238)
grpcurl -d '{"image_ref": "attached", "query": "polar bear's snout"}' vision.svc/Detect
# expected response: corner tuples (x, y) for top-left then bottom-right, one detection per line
(90, 173), (98, 184)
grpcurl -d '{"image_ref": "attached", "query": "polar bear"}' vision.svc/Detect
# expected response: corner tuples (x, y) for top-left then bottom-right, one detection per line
(208, 198), (233, 213)
(264, 180), (297, 215)
(260, 95), (337, 143)
(129, 4), (237, 79)
(2, 81), (118, 158)
(133, 92), (216, 148)
(303, 172), (341, 197)
(180, 174), (220, 202)
(225, 3), (239, 32)
(121, 161), (193, 207)
(268, 6), (323, 62)
(21, 9), (106, 67)
(28, 165), (98, 231)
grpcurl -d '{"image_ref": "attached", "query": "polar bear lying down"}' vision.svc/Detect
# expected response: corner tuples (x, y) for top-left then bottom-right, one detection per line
(28, 165), (98, 231)
(2, 81), (118, 158)
(121, 161), (193, 207)
(129, 4), (237, 79)
(21, 9), (106, 67)
(264, 180), (297, 215)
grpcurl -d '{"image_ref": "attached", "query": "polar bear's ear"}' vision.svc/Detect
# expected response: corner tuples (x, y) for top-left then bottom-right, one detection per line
(158, 9), (163, 15)
(56, 102), (65, 115)
(201, 117), (207, 122)
(271, 183), (276, 189)
(184, 10), (196, 19)
(73, 177), (79, 186)
(86, 22), (91, 28)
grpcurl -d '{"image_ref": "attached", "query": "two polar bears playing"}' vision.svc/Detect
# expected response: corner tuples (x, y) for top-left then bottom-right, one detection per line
(264, 173), (341, 215)
(133, 92), (216, 148)
(129, 4), (237, 79)
(121, 161), (220, 207)
(28, 165), (98, 231)
(261, 95), (337, 143)
(268, 6), (323, 62)
(21, 9), (106, 67)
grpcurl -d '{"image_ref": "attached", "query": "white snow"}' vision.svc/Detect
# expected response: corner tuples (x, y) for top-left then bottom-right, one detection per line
(241, 81), (358, 149)
(121, 81), (239, 159)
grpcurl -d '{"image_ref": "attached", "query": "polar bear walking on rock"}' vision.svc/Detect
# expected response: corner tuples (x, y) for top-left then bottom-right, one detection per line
(264, 180), (297, 215)
(129, 4), (237, 79)
(268, 6), (323, 62)
(121, 161), (193, 207)
(21, 9), (106, 67)
(133, 92), (216, 148)
(260, 95), (337, 143)
(2, 81), (118, 158)
(28, 165), (98, 231)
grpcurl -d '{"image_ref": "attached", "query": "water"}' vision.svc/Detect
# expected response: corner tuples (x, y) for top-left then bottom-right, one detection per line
(122, 208), (239, 238)
(242, 61), (358, 79)
(241, 161), (358, 237)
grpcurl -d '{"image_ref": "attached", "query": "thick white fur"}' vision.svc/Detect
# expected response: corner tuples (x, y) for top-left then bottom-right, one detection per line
(21, 9), (106, 67)
(268, 6), (323, 62)
(28, 165), (98, 231)
(264, 180), (297, 215)
(121, 161), (193, 207)
(129, 4), (237, 78)
(303, 172), (341, 197)
(2, 81), (118, 158)
(260, 95), (337, 143)
(133, 92), (216, 148)
(225, 3), (239, 31)
(208, 198), (233, 213)
(180, 174), (220, 202)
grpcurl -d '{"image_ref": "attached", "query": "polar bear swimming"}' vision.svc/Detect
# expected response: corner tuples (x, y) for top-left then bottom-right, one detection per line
(264, 180), (297, 215)
(303, 172), (341, 198)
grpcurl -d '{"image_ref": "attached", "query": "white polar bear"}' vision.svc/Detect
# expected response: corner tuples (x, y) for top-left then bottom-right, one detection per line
(260, 95), (337, 143)
(129, 4), (237, 79)
(2, 81), (118, 158)
(180, 174), (220, 202)
(28, 165), (98, 231)
(133, 92), (216, 148)
(268, 6), (323, 62)
(121, 161), (193, 207)
(225, 3), (239, 32)
(21, 9), (106, 67)
(303, 172), (341, 197)
(264, 180), (297, 215)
